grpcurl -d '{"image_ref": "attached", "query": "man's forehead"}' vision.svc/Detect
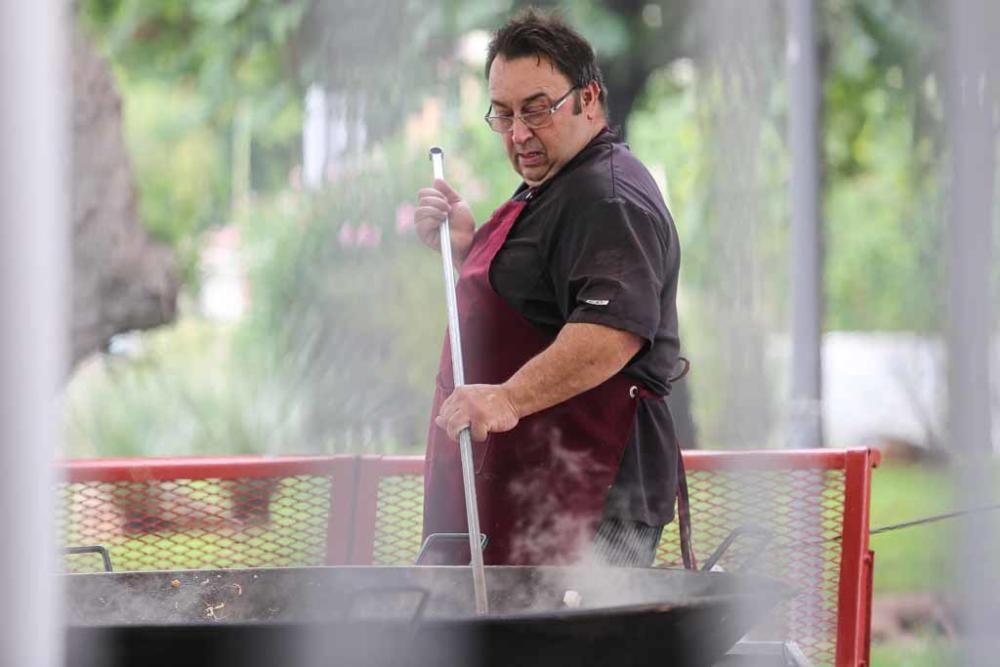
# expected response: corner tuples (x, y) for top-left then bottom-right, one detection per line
(488, 55), (571, 106)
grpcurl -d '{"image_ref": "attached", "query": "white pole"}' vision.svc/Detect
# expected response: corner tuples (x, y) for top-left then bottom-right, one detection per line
(303, 84), (328, 190)
(0, 1), (69, 665)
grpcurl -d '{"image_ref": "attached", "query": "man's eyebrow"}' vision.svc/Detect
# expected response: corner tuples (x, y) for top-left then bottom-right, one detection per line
(489, 91), (550, 110)
(520, 91), (549, 105)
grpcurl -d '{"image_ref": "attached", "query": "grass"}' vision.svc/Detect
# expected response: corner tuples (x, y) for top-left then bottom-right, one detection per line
(870, 639), (958, 666)
(870, 461), (1000, 592)
(869, 463), (955, 593)
(868, 460), (1000, 665)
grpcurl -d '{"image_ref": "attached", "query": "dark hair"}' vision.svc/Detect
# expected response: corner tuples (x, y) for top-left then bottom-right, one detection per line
(485, 8), (608, 114)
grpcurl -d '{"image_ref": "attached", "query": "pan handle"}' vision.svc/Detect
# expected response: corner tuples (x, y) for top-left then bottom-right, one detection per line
(700, 526), (772, 573)
(65, 545), (113, 573)
(415, 532), (488, 566)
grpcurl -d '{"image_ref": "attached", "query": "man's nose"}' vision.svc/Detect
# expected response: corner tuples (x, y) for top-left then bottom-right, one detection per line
(510, 116), (534, 144)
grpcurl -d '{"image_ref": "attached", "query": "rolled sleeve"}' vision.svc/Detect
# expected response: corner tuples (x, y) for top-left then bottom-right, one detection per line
(551, 198), (667, 346)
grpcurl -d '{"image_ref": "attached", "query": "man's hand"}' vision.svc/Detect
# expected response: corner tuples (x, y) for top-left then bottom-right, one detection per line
(414, 179), (476, 265)
(435, 384), (520, 442)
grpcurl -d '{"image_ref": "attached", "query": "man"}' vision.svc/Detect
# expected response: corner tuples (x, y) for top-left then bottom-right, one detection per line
(414, 9), (685, 567)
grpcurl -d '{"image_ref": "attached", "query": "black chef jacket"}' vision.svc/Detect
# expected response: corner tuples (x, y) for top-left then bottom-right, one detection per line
(489, 127), (682, 526)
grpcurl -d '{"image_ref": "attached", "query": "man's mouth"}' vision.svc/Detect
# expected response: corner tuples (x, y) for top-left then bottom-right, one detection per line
(518, 150), (545, 167)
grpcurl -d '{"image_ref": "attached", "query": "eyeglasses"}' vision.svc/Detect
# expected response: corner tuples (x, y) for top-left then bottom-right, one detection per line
(484, 87), (578, 133)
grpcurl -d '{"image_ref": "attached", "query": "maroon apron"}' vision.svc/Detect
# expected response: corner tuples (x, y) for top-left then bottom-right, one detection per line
(422, 197), (657, 565)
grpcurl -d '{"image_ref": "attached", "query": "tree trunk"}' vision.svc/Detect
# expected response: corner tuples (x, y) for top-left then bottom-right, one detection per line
(601, 55), (652, 135)
(71, 29), (179, 367)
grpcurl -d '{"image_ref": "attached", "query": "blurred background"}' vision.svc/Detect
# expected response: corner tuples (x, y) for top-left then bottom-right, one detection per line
(53, 0), (997, 663)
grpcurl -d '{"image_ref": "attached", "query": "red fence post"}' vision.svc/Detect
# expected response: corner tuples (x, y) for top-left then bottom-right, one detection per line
(324, 456), (359, 565)
(835, 448), (880, 666)
(349, 456), (383, 565)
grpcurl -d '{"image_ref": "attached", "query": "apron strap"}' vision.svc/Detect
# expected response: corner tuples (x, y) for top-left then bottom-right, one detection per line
(677, 452), (697, 569)
(630, 366), (696, 569)
(666, 356), (695, 568)
(668, 356), (690, 383)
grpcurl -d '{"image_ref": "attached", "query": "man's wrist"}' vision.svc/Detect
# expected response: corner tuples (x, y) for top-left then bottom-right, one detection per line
(498, 381), (527, 420)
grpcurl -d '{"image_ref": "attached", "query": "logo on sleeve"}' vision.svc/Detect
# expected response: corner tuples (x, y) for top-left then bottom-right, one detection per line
(584, 299), (610, 306)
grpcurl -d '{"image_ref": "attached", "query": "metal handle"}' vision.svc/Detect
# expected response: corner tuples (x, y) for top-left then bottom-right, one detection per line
(429, 146), (489, 616)
(700, 526), (773, 573)
(65, 545), (113, 573)
(415, 532), (488, 566)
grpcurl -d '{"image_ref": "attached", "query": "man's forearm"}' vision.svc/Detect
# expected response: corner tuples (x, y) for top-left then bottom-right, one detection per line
(500, 322), (643, 419)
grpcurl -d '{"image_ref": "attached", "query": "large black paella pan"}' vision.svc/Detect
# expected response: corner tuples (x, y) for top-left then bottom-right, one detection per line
(64, 564), (792, 667)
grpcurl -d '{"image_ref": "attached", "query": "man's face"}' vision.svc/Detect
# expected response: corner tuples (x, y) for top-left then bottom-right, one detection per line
(487, 55), (598, 187)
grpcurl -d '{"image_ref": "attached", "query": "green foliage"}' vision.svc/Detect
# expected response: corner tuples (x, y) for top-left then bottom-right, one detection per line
(79, 0), (961, 329)
(117, 74), (226, 283)
(243, 194), (430, 451)
(823, 0), (942, 180)
(822, 0), (946, 332)
(65, 320), (289, 457)
(77, 0), (308, 273)
(78, 0), (479, 144)
(560, 3), (631, 59)
(296, 0), (476, 141)
(824, 127), (944, 332)
(68, 0), (978, 457)
(77, 0), (475, 273)
(78, 0), (306, 120)
(64, 44), (522, 456)
(236, 75), (520, 453)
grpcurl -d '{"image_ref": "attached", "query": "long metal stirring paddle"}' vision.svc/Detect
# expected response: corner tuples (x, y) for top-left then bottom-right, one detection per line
(428, 146), (489, 615)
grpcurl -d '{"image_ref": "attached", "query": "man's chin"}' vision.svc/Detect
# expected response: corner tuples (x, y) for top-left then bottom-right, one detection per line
(519, 164), (554, 187)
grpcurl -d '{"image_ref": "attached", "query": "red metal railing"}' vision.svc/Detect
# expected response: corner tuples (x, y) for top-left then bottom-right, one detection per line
(59, 456), (357, 570)
(58, 448), (879, 666)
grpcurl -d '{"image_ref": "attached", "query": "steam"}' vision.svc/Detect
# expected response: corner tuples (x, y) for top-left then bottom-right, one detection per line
(499, 428), (676, 611)
(505, 428), (610, 566)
